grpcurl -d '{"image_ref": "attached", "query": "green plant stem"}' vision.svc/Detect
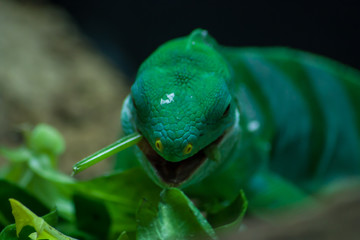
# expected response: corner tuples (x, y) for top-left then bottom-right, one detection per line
(72, 132), (143, 175)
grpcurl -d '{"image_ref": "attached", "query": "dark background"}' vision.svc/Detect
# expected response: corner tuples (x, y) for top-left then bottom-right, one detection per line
(50, 0), (360, 78)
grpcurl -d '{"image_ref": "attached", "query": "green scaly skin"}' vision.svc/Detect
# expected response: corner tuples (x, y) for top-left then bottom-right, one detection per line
(121, 29), (360, 212)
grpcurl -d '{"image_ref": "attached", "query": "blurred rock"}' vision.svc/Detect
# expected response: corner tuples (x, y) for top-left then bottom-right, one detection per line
(0, 0), (129, 177)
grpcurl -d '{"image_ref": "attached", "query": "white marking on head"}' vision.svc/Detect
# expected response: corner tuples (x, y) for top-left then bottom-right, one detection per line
(160, 93), (175, 105)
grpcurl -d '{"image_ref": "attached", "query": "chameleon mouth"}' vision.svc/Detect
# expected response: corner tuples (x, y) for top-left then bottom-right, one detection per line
(137, 135), (223, 187)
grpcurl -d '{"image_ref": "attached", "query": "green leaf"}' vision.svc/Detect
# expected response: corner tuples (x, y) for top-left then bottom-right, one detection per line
(0, 180), (49, 229)
(0, 224), (17, 240)
(53, 222), (96, 240)
(75, 168), (161, 237)
(42, 209), (59, 228)
(211, 191), (248, 234)
(117, 231), (129, 240)
(0, 147), (31, 163)
(0, 147), (32, 183)
(114, 146), (140, 171)
(20, 225), (37, 240)
(73, 194), (110, 240)
(9, 199), (76, 240)
(28, 154), (75, 185)
(136, 188), (217, 240)
(0, 209), (59, 240)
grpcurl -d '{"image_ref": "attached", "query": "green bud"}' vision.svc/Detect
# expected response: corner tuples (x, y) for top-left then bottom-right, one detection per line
(29, 124), (65, 156)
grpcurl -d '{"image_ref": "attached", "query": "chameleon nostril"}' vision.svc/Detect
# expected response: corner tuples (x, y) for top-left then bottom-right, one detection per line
(183, 143), (193, 155)
(155, 139), (163, 152)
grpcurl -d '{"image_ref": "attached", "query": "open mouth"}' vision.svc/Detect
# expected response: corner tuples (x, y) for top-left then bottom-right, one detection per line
(137, 135), (223, 186)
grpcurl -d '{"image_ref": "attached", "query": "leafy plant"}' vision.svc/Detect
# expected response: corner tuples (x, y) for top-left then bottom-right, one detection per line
(0, 124), (247, 239)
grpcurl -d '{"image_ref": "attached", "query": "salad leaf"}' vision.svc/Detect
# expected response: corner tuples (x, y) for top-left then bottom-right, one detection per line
(137, 188), (217, 240)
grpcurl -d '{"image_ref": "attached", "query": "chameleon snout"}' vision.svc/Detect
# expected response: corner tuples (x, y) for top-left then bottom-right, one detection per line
(154, 138), (193, 158)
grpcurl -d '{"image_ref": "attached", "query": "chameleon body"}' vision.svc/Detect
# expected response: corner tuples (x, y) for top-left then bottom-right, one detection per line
(121, 29), (360, 211)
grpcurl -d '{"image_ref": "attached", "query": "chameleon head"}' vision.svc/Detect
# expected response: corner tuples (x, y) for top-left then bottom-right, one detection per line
(129, 29), (237, 187)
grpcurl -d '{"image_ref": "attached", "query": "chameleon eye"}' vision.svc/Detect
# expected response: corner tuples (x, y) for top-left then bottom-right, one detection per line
(155, 139), (163, 152)
(222, 103), (231, 117)
(131, 95), (138, 109)
(183, 143), (193, 155)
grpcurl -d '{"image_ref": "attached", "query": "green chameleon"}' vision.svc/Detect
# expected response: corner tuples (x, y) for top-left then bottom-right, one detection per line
(74, 29), (360, 213)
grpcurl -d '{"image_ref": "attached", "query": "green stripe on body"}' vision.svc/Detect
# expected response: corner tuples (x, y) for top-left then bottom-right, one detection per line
(238, 51), (314, 185)
(300, 54), (360, 181)
(301, 51), (360, 139)
(259, 49), (327, 181)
